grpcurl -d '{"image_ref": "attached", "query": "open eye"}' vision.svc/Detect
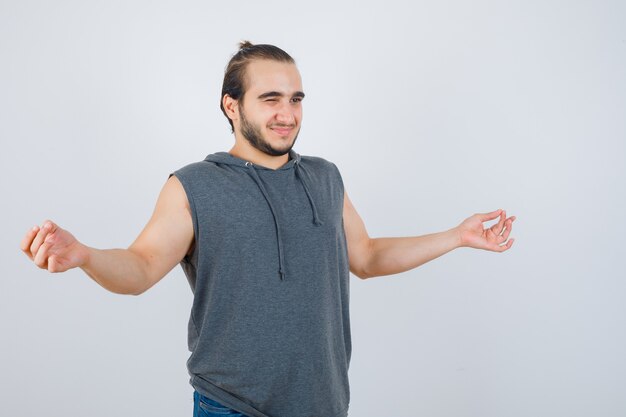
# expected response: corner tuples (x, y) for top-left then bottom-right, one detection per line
(290, 97), (303, 104)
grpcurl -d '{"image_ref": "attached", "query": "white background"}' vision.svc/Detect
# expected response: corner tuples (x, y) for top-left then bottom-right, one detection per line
(1, 0), (625, 416)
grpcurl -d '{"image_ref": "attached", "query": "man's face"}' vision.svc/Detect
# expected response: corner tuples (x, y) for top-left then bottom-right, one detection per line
(235, 60), (304, 157)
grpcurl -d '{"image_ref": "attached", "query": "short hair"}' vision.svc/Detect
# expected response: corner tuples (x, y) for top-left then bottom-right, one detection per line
(220, 41), (296, 132)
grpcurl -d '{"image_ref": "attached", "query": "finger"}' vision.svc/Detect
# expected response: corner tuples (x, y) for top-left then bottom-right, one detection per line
(500, 216), (516, 237)
(477, 209), (503, 222)
(20, 226), (40, 260)
(499, 222), (512, 241)
(33, 241), (51, 269)
(30, 220), (56, 256)
(30, 225), (51, 257)
(496, 238), (515, 252)
(491, 210), (507, 235)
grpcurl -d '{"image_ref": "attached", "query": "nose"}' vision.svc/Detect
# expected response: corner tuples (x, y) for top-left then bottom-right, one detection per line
(275, 102), (296, 125)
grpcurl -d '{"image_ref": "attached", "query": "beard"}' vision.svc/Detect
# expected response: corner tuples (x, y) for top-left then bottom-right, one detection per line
(239, 106), (300, 157)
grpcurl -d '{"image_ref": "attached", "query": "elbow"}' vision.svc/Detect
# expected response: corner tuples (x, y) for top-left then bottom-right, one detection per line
(128, 281), (150, 296)
(351, 265), (373, 280)
(350, 240), (376, 280)
(109, 285), (145, 296)
(102, 278), (147, 296)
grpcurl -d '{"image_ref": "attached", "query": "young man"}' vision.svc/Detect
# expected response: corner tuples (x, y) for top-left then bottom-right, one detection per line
(21, 42), (516, 417)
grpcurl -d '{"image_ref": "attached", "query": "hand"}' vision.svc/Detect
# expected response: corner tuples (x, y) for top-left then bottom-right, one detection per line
(20, 220), (89, 272)
(455, 209), (516, 252)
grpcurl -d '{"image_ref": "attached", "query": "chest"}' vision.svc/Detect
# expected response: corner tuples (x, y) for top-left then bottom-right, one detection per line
(193, 168), (343, 246)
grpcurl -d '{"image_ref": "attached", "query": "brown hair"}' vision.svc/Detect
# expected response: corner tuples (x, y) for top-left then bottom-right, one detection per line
(220, 41), (295, 132)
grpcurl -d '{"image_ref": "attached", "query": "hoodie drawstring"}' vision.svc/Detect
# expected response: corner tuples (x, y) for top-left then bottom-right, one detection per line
(245, 162), (287, 280)
(244, 159), (322, 281)
(294, 160), (324, 226)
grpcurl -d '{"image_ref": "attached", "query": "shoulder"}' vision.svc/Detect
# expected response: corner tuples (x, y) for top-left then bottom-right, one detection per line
(299, 155), (342, 174)
(172, 160), (214, 177)
(298, 154), (345, 193)
(168, 161), (218, 203)
(170, 159), (230, 185)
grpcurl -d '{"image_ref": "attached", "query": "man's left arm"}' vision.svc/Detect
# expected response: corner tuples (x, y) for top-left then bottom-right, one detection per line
(343, 192), (516, 279)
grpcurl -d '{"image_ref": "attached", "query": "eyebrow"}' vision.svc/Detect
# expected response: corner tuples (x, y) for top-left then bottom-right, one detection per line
(257, 91), (305, 100)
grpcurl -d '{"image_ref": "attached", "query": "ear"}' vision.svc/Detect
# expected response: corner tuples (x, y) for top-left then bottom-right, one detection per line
(222, 94), (239, 122)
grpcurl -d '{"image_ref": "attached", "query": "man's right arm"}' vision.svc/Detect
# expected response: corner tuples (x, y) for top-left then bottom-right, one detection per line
(20, 175), (194, 295)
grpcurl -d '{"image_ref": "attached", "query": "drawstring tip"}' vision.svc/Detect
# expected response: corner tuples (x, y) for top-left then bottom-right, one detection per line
(279, 270), (285, 280)
(313, 218), (324, 226)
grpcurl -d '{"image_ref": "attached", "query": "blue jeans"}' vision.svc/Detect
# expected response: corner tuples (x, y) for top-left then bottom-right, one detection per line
(193, 390), (249, 417)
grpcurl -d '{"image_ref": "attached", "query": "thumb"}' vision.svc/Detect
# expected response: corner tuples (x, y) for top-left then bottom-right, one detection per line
(48, 255), (61, 273)
(477, 209), (502, 222)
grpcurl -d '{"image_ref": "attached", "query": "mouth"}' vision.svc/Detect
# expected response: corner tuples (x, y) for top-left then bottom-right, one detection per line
(269, 125), (295, 137)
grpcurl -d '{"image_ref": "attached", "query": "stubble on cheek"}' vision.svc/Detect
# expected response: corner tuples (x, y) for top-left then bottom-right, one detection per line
(239, 108), (300, 157)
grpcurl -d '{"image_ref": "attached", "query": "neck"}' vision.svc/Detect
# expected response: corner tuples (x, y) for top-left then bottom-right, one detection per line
(229, 138), (290, 170)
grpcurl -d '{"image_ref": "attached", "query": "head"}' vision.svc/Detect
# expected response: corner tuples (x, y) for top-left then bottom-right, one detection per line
(221, 41), (304, 157)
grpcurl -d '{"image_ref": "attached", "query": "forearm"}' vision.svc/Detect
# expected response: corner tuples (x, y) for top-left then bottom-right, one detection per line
(80, 247), (150, 295)
(363, 227), (462, 279)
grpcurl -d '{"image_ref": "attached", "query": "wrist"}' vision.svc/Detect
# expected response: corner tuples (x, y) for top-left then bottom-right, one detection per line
(77, 243), (94, 269)
(449, 226), (464, 249)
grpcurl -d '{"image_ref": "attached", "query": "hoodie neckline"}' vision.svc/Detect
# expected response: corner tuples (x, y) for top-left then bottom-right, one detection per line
(208, 150), (300, 171)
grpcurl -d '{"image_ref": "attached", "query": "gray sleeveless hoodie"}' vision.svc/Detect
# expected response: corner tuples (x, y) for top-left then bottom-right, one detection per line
(171, 150), (351, 417)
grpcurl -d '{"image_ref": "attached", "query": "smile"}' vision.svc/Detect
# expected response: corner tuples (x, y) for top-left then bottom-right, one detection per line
(270, 126), (294, 136)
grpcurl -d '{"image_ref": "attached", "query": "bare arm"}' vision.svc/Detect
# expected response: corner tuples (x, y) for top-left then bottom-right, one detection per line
(342, 192), (516, 279)
(20, 175), (194, 295)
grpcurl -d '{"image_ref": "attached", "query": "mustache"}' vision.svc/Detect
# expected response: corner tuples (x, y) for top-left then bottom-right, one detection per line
(269, 123), (296, 129)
